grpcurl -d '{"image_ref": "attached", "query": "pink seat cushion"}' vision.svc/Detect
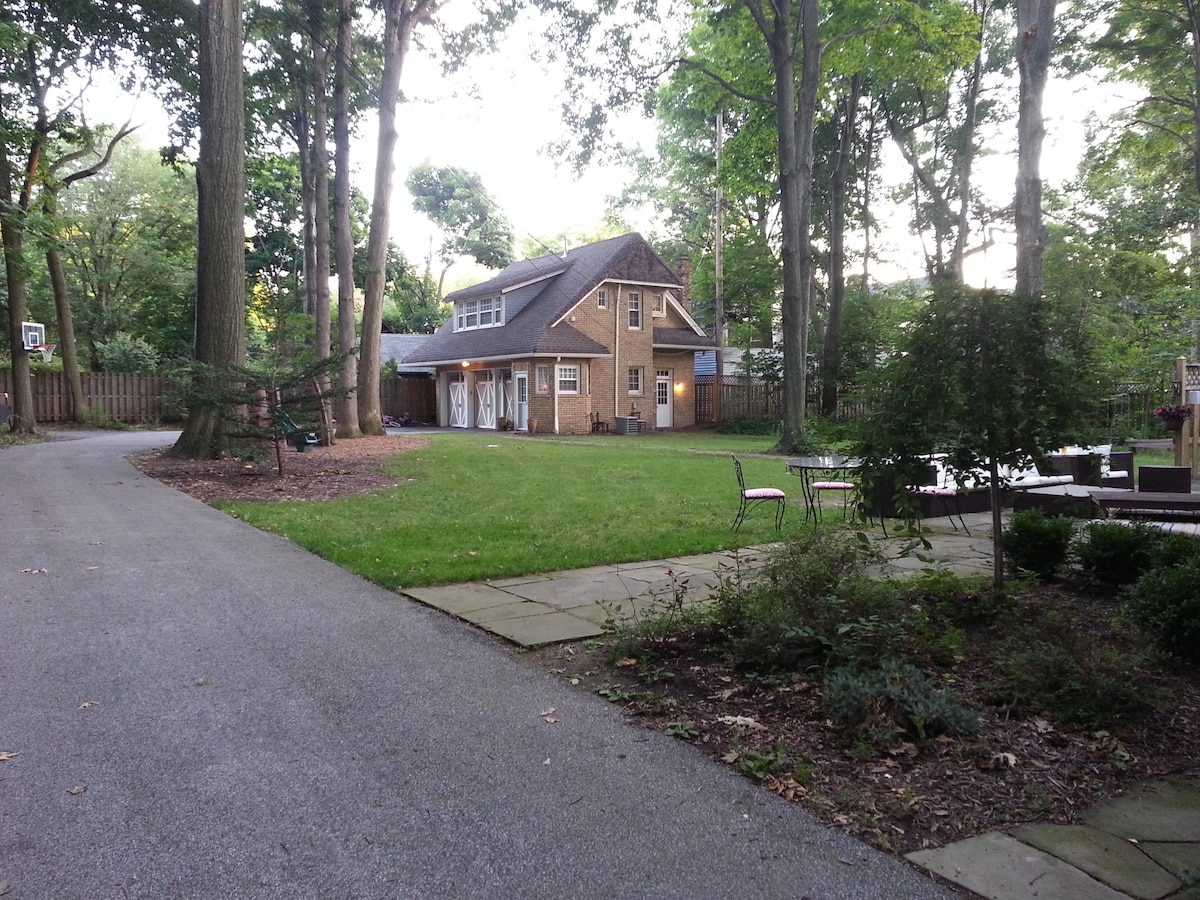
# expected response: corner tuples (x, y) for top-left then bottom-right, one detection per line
(743, 488), (785, 499)
(812, 481), (854, 490)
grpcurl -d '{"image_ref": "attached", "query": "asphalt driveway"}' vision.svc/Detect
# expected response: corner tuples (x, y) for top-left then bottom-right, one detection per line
(0, 430), (954, 899)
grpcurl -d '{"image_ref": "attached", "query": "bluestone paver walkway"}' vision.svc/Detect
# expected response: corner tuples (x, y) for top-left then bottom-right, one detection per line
(0, 430), (954, 899)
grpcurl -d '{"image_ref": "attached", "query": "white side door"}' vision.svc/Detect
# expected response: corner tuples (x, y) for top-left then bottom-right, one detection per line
(656, 370), (672, 428)
(515, 372), (529, 430)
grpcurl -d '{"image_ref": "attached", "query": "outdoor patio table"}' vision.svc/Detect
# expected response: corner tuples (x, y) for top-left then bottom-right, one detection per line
(786, 455), (862, 521)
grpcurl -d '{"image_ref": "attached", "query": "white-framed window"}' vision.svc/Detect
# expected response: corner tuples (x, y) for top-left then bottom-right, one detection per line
(597, 289), (608, 309)
(628, 292), (642, 329)
(455, 296), (501, 331)
(557, 364), (580, 394)
(535, 364), (550, 394)
(652, 292), (665, 316)
(627, 367), (642, 394)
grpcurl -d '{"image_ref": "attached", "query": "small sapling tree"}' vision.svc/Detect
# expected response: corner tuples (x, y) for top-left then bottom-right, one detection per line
(855, 286), (1088, 590)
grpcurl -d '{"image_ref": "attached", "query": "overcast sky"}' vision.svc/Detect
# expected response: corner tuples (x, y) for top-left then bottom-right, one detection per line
(89, 14), (1130, 293)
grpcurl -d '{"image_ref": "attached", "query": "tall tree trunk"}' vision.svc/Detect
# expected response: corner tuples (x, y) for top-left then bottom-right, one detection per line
(1013, 0), (1056, 299)
(822, 76), (860, 417)
(359, 0), (420, 436)
(1, 173), (36, 433)
(333, 0), (362, 438)
(308, 0), (332, 361)
(0, 98), (46, 434)
(949, 0), (989, 281)
(46, 240), (87, 421)
(173, 0), (246, 458)
(753, 0), (820, 452)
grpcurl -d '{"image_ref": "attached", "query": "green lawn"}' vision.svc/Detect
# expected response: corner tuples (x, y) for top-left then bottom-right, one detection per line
(220, 432), (804, 589)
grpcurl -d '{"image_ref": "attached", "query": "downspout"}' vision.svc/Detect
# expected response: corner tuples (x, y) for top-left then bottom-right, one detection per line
(613, 283), (621, 415)
(554, 356), (561, 434)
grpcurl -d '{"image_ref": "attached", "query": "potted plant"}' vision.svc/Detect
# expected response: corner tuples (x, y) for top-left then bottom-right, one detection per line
(1155, 404), (1193, 431)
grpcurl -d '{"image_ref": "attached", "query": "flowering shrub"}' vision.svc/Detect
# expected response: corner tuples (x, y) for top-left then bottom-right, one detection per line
(1155, 404), (1193, 422)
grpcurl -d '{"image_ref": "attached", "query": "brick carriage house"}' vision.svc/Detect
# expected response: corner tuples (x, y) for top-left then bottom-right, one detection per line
(403, 233), (716, 434)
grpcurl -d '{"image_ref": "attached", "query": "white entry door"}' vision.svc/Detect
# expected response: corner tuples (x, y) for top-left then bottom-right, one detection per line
(515, 372), (529, 430)
(656, 370), (673, 428)
(449, 377), (469, 428)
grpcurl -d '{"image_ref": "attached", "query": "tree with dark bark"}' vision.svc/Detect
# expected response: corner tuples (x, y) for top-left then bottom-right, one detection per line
(332, 0), (362, 438)
(172, 0), (247, 458)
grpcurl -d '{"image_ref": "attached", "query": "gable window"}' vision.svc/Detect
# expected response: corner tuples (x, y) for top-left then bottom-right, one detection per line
(652, 292), (665, 316)
(557, 364), (580, 394)
(628, 292), (642, 330)
(535, 364), (550, 394)
(627, 367), (642, 395)
(597, 289), (608, 309)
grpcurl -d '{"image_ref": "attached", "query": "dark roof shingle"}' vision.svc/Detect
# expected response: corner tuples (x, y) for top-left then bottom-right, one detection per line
(405, 233), (686, 365)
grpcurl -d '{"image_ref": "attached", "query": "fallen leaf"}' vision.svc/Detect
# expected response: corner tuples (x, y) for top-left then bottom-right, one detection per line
(20, 568), (47, 575)
(0, 751), (17, 761)
(66, 785), (87, 795)
(717, 715), (766, 731)
(1032, 717), (1054, 734)
(980, 752), (1017, 770)
(709, 688), (739, 701)
(78, 701), (98, 709)
(720, 750), (740, 764)
(615, 658), (638, 668)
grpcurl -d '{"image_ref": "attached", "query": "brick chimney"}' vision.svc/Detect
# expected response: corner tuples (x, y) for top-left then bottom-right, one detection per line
(674, 257), (693, 312)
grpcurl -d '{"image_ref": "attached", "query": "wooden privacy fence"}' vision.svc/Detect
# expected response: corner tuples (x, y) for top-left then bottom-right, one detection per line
(379, 375), (436, 423)
(695, 376), (780, 423)
(695, 376), (868, 423)
(0, 372), (171, 424)
(1, 371), (436, 427)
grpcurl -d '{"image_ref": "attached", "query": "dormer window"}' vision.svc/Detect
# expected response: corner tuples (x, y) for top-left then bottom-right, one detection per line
(455, 295), (503, 331)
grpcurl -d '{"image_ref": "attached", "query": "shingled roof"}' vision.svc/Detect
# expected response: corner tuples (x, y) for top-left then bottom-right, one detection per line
(404, 233), (708, 366)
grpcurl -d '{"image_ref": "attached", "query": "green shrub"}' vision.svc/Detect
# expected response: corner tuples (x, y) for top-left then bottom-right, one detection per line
(96, 332), (160, 373)
(1125, 560), (1200, 665)
(714, 532), (924, 671)
(1074, 522), (1160, 589)
(824, 661), (979, 749)
(986, 613), (1168, 729)
(1004, 510), (1076, 579)
(715, 416), (780, 435)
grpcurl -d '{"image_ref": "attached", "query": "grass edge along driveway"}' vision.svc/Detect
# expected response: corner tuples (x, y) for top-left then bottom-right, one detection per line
(220, 432), (801, 590)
